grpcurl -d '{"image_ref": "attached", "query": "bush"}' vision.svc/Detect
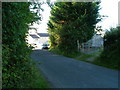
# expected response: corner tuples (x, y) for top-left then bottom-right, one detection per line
(97, 27), (120, 70)
(2, 2), (43, 88)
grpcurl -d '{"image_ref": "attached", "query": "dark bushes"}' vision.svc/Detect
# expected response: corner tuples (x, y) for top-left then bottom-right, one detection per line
(98, 27), (120, 70)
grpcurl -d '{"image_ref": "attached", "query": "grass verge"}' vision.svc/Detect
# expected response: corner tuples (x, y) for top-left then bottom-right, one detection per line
(75, 51), (101, 61)
(49, 47), (81, 58)
(49, 48), (119, 70)
(28, 60), (50, 88)
(93, 57), (119, 70)
(74, 51), (119, 70)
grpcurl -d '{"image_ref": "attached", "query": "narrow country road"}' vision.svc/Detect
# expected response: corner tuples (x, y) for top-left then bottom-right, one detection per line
(31, 49), (118, 88)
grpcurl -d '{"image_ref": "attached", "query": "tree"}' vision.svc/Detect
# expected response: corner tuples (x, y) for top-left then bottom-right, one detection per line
(48, 2), (100, 53)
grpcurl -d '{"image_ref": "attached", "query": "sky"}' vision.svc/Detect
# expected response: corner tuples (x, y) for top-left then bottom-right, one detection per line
(33, 4), (51, 33)
(33, 0), (120, 33)
(97, 0), (120, 30)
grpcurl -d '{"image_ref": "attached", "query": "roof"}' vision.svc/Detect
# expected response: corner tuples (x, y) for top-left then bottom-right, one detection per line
(29, 34), (40, 39)
(37, 33), (49, 37)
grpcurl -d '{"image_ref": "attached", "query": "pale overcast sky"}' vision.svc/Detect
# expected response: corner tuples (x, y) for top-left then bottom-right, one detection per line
(97, 0), (120, 30)
(33, 0), (120, 33)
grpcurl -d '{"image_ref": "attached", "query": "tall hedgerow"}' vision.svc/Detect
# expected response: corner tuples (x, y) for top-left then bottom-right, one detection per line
(2, 2), (41, 88)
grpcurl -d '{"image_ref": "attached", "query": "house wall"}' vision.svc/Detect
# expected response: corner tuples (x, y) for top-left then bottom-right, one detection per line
(27, 30), (50, 49)
(39, 37), (49, 44)
(92, 34), (103, 47)
(26, 34), (34, 44)
(81, 34), (103, 48)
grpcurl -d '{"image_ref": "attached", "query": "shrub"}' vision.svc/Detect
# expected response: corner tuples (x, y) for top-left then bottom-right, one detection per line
(98, 27), (120, 70)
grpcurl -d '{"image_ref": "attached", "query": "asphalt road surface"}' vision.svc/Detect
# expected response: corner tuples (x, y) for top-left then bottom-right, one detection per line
(31, 49), (119, 88)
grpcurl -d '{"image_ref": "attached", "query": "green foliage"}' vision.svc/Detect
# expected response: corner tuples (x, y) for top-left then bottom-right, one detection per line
(49, 47), (81, 58)
(2, 2), (46, 88)
(22, 60), (50, 88)
(104, 28), (120, 48)
(48, 2), (100, 53)
(97, 27), (120, 70)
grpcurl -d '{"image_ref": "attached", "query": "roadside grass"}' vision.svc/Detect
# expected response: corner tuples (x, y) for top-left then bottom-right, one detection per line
(49, 47), (63, 55)
(27, 60), (50, 88)
(49, 47), (101, 61)
(74, 52), (119, 70)
(93, 58), (119, 70)
(74, 51), (101, 62)
(75, 53), (94, 61)
(49, 47), (119, 70)
(74, 51), (119, 70)
(49, 47), (81, 58)
(93, 56), (119, 70)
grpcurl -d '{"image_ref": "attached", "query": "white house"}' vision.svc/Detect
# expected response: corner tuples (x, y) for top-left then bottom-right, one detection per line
(26, 30), (49, 49)
(37, 33), (49, 44)
(27, 33), (40, 48)
(81, 33), (104, 49)
(91, 34), (103, 47)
